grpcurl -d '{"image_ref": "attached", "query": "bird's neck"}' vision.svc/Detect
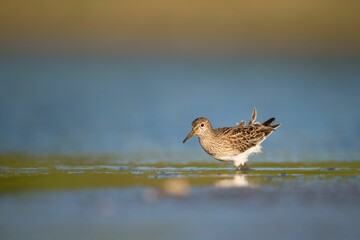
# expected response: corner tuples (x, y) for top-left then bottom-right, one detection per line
(198, 130), (216, 155)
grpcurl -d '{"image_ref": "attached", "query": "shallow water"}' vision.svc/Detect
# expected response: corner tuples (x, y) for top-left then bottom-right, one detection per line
(1, 157), (360, 240)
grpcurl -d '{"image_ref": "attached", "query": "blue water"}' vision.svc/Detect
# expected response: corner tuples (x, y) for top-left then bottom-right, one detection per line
(2, 178), (360, 240)
(0, 55), (359, 161)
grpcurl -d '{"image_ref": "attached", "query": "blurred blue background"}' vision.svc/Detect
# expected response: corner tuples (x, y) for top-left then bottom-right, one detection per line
(1, 55), (359, 161)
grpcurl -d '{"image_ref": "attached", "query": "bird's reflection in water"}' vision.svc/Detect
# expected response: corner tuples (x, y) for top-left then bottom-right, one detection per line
(214, 174), (253, 188)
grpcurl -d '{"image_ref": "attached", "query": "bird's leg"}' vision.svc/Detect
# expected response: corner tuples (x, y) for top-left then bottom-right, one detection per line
(240, 163), (249, 171)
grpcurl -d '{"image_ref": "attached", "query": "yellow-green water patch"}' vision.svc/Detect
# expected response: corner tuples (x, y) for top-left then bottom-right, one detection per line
(1, 153), (359, 192)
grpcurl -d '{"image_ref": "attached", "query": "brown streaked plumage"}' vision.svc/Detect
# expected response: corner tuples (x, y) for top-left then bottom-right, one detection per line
(183, 108), (280, 170)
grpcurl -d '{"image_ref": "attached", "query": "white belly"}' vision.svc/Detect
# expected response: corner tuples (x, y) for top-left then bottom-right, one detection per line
(214, 145), (262, 167)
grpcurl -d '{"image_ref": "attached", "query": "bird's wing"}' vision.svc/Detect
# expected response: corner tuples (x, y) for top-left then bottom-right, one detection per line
(213, 127), (252, 153)
(216, 124), (274, 153)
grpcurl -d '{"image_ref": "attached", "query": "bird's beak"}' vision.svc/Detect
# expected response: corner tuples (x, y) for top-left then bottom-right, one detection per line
(183, 129), (195, 143)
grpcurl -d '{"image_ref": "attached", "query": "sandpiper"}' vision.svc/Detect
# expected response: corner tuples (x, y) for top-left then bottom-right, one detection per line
(183, 108), (280, 170)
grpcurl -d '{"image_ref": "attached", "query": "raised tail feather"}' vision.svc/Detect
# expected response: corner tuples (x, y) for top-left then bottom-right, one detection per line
(262, 117), (281, 130)
(249, 107), (281, 130)
(238, 120), (246, 127)
(262, 117), (275, 126)
(248, 107), (257, 125)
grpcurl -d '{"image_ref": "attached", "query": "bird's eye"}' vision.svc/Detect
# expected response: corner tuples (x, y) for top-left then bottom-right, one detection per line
(200, 124), (204, 127)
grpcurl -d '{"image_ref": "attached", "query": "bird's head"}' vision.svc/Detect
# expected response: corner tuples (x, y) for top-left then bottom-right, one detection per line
(183, 117), (212, 143)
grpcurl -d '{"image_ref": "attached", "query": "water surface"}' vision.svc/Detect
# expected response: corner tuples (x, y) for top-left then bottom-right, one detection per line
(1, 156), (360, 240)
